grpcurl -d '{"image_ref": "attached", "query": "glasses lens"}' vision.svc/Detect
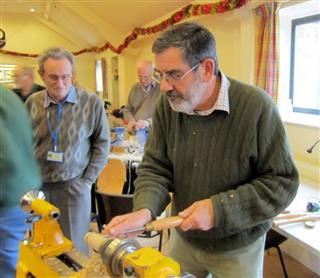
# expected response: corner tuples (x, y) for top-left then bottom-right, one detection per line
(48, 74), (71, 82)
(152, 71), (161, 82)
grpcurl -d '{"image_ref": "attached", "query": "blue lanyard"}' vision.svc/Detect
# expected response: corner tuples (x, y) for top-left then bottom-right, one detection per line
(47, 103), (63, 152)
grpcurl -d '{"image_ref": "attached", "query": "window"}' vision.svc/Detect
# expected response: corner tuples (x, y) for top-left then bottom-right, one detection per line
(96, 59), (103, 94)
(0, 64), (16, 86)
(290, 14), (320, 115)
(95, 58), (107, 99)
(279, 1), (320, 127)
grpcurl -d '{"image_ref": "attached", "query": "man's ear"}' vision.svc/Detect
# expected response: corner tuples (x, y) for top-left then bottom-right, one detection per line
(200, 58), (215, 83)
(39, 71), (45, 82)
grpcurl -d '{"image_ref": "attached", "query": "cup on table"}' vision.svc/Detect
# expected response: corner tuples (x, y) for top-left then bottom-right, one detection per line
(136, 128), (148, 150)
(113, 127), (125, 146)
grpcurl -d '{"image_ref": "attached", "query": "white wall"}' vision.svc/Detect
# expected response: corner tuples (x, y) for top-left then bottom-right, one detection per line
(1, 13), (96, 92)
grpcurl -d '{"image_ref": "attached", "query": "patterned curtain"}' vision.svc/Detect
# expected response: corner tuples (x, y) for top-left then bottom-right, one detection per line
(254, 2), (280, 103)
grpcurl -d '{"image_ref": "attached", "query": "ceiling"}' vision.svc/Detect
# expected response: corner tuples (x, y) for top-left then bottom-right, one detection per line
(1, 0), (192, 48)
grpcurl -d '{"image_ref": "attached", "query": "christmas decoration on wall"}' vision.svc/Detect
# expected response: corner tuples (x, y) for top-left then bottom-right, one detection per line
(0, 0), (248, 58)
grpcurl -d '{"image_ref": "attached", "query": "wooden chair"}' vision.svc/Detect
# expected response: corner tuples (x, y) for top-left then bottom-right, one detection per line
(94, 189), (163, 252)
(265, 229), (288, 278)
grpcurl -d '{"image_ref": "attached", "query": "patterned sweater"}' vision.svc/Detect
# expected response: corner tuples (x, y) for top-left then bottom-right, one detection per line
(26, 87), (110, 184)
(133, 77), (299, 252)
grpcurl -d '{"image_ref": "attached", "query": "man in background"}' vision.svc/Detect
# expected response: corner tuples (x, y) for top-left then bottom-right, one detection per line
(104, 22), (299, 277)
(124, 59), (161, 130)
(13, 65), (45, 102)
(26, 47), (110, 254)
(0, 86), (41, 278)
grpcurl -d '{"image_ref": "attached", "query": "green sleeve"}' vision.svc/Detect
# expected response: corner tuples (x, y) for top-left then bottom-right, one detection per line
(133, 96), (171, 219)
(0, 86), (42, 209)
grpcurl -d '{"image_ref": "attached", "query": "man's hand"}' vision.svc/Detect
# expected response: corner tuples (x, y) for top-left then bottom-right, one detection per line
(128, 120), (136, 130)
(135, 119), (149, 130)
(102, 208), (152, 237)
(178, 199), (214, 231)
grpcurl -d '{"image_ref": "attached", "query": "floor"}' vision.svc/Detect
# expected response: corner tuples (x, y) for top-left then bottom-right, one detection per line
(264, 248), (319, 278)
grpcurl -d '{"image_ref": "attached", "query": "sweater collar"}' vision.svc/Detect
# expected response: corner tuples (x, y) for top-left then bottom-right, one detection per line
(140, 81), (156, 93)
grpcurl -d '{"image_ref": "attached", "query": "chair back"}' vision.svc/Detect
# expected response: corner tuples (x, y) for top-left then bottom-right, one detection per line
(95, 190), (133, 228)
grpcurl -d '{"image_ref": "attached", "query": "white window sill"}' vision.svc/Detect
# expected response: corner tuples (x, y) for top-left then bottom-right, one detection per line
(281, 112), (320, 128)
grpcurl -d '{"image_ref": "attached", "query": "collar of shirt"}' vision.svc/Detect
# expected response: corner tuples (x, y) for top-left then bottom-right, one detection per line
(141, 81), (155, 94)
(44, 86), (77, 108)
(191, 72), (230, 116)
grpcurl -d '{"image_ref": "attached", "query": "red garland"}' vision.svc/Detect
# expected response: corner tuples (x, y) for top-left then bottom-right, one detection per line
(0, 0), (248, 58)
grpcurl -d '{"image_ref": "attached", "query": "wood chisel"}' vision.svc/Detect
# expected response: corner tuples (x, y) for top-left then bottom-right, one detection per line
(122, 216), (183, 234)
(273, 214), (320, 227)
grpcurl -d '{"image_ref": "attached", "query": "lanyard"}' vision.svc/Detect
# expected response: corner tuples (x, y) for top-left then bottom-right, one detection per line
(47, 103), (63, 152)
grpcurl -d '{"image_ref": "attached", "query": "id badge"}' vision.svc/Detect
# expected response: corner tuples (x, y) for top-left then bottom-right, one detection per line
(47, 151), (64, 163)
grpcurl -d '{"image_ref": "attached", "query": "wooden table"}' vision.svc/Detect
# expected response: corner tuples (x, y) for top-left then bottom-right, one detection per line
(273, 183), (320, 256)
(97, 145), (143, 195)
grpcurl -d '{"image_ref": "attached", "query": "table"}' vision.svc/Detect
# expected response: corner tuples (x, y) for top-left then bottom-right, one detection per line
(97, 143), (143, 195)
(273, 183), (320, 256)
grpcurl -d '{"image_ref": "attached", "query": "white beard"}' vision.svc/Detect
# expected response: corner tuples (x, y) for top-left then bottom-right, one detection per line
(167, 81), (206, 114)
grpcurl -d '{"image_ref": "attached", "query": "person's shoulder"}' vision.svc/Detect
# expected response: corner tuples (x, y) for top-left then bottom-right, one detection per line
(76, 87), (99, 98)
(26, 90), (45, 103)
(76, 87), (103, 105)
(228, 77), (272, 104)
(0, 86), (29, 118)
(33, 83), (46, 93)
(12, 87), (21, 94)
(1, 85), (21, 105)
(130, 82), (142, 91)
(11, 88), (24, 100)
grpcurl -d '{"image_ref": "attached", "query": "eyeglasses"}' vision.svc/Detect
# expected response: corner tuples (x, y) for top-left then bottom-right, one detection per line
(152, 63), (200, 85)
(45, 74), (72, 83)
(138, 75), (151, 80)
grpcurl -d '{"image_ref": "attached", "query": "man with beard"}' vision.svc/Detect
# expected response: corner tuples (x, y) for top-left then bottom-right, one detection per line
(104, 22), (299, 277)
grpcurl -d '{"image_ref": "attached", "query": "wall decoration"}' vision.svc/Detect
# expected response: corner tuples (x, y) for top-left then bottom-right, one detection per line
(0, 0), (248, 58)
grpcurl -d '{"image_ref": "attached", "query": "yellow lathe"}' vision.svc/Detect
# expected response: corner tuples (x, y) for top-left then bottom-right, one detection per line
(16, 191), (88, 277)
(84, 232), (182, 278)
(16, 191), (193, 278)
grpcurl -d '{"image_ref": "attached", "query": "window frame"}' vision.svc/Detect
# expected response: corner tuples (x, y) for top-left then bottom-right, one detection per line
(289, 13), (320, 115)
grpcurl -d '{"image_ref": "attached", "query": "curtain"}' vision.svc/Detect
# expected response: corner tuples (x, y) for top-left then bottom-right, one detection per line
(254, 2), (280, 103)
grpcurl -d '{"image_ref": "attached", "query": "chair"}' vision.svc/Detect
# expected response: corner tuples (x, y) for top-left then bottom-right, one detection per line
(94, 188), (163, 252)
(265, 229), (288, 278)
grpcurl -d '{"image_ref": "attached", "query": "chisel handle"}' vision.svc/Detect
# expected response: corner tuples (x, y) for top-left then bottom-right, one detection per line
(145, 216), (183, 232)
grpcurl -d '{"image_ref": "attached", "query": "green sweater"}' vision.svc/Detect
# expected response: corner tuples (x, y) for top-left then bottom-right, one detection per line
(133, 77), (299, 252)
(0, 86), (41, 209)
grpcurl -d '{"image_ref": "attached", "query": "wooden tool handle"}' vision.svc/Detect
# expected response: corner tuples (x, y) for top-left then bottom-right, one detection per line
(273, 215), (320, 227)
(145, 216), (183, 231)
(274, 213), (307, 220)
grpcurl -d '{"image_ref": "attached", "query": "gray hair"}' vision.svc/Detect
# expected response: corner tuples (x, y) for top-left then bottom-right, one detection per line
(152, 22), (219, 76)
(38, 47), (75, 74)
